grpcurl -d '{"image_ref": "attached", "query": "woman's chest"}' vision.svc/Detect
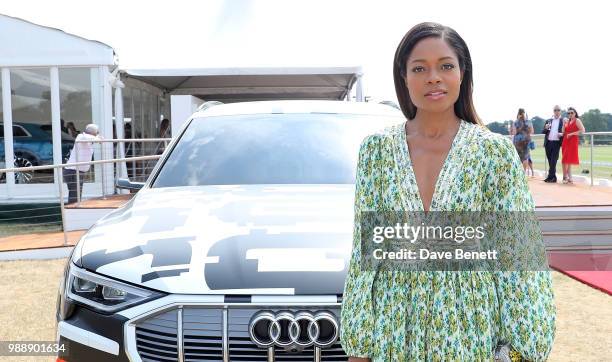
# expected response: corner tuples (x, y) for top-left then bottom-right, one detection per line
(379, 145), (489, 211)
(515, 120), (529, 132)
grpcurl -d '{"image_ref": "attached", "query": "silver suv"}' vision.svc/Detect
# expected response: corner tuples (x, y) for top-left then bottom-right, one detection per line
(56, 100), (403, 361)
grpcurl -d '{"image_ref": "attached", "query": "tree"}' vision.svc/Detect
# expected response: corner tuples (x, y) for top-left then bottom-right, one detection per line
(581, 109), (609, 132)
(531, 116), (545, 134)
(486, 121), (509, 135)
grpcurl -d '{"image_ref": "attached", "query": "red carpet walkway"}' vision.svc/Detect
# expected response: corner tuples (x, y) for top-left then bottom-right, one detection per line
(547, 252), (612, 295)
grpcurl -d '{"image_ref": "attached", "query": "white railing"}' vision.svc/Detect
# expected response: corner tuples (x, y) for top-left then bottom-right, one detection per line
(0, 138), (170, 245)
(507, 131), (612, 186)
(0, 138), (170, 197)
(0, 155), (162, 245)
(70, 137), (170, 202)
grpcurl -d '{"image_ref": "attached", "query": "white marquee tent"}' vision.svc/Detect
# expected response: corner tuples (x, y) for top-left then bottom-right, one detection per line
(0, 13), (364, 202)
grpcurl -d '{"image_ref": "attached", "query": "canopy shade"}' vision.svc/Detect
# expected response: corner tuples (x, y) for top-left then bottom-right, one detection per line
(121, 67), (363, 102)
(0, 14), (116, 67)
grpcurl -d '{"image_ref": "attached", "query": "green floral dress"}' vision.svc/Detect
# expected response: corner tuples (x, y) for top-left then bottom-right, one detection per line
(340, 120), (556, 361)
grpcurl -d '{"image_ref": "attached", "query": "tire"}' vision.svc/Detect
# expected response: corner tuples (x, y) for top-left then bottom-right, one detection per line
(13, 156), (34, 184)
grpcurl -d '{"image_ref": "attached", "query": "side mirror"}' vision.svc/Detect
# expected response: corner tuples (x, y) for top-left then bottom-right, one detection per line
(116, 178), (144, 191)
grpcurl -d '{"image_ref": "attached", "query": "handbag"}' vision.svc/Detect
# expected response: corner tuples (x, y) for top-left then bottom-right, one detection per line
(528, 140), (535, 150)
(494, 343), (525, 361)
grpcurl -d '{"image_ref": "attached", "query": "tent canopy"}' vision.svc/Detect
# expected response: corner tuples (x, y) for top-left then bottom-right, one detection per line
(0, 14), (116, 67)
(121, 67), (363, 102)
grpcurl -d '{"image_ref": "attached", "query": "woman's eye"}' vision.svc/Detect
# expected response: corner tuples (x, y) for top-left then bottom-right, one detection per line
(411, 66), (425, 73)
(441, 63), (455, 70)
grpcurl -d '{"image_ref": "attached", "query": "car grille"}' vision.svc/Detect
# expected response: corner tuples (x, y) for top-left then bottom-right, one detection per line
(134, 306), (347, 362)
(136, 309), (180, 361)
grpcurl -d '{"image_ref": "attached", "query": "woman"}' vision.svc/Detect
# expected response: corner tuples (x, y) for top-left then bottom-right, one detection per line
(340, 22), (555, 361)
(66, 121), (79, 138)
(561, 107), (585, 183)
(511, 108), (534, 174)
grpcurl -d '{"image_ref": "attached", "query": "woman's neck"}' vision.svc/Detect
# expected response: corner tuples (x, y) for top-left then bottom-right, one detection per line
(408, 109), (460, 138)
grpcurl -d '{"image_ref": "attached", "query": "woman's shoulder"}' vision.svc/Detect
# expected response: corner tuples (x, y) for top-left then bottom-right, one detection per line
(358, 121), (405, 151)
(464, 121), (516, 159)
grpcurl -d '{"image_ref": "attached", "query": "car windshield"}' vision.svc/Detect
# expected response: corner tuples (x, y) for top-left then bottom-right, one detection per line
(152, 113), (403, 187)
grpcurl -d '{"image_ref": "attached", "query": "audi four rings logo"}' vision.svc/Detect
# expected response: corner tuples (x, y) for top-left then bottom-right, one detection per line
(249, 311), (339, 348)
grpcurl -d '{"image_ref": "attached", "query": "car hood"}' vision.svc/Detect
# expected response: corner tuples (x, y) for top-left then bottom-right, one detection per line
(76, 184), (355, 295)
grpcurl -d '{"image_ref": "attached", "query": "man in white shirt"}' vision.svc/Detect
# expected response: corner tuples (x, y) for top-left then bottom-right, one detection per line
(64, 124), (102, 203)
(542, 106), (564, 183)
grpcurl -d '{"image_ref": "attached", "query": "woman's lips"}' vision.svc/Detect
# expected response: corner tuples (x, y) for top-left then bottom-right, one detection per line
(424, 91), (447, 100)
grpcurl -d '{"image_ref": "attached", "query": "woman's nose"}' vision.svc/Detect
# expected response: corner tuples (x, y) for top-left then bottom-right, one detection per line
(426, 70), (442, 84)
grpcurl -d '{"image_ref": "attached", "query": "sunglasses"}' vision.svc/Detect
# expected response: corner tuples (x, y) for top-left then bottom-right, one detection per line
(568, 111), (575, 115)
(553, 109), (561, 112)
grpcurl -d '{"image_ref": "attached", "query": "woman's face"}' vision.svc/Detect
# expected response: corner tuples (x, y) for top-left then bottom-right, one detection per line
(404, 37), (462, 115)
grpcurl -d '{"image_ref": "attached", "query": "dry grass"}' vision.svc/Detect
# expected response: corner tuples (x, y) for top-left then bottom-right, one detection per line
(548, 272), (612, 361)
(0, 259), (66, 362)
(0, 259), (609, 361)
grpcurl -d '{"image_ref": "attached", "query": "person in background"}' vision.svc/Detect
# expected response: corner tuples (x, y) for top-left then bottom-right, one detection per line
(561, 107), (585, 183)
(542, 106), (564, 183)
(160, 118), (171, 138)
(64, 124), (103, 204)
(155, 118), (171, 155)
(510, 108), (534, 174)
(141, 118), (172, 177)
(60, 118), (68, 134)
(527, 155), (534, 176)
(527, 139), (536, 176)
(65, 122), (78, 138)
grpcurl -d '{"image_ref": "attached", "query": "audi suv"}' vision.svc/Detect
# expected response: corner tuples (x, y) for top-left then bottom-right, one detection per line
(55, 100), (404, 361)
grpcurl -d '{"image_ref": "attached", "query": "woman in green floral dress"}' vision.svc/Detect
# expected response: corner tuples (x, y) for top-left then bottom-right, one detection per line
(340, 23), (555, 361)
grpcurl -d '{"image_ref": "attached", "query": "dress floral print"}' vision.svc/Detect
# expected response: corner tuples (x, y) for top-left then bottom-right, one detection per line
(340, 120), (556, 361)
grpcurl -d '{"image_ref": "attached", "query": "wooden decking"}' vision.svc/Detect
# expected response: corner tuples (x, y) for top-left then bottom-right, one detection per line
(1, 179), (612, 252)
(529, 178), (612, 207)
(64, 194), (133, 209)
(0, 230), (86, 251)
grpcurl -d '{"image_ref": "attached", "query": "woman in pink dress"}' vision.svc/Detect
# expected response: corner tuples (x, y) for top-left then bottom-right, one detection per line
(561, 107), (586, 183)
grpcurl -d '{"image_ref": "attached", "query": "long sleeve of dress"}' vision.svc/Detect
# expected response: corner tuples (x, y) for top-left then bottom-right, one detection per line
(340, 135), (380, 358)
(484, 135), (556, 361)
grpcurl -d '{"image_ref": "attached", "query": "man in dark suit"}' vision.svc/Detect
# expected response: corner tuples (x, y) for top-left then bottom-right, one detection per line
(542, 106), (565, 182)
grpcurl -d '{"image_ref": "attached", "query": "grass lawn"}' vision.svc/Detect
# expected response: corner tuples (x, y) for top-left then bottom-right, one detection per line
(0, 258), (610, 361)
(0, 223), (62, 238)
(530, 144), (612, 180)
(0, 204), (63, 237)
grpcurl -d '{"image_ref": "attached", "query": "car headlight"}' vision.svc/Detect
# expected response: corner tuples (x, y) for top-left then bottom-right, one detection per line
(64, 263), (164, 314)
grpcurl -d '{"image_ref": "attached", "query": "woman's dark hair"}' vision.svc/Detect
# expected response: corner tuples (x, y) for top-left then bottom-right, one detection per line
(393, 22), (482, 125)
(517, 108), (526, 118)
(567, 107), (578, 117)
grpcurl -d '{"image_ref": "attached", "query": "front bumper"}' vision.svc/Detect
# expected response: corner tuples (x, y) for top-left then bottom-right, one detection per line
(57, 305), (129, 361)
(57, 294), (346, 362)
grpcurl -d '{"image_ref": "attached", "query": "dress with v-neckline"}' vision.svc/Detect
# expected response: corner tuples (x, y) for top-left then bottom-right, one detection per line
(399, 119), (466, 212)
(340, 119), (556, 361)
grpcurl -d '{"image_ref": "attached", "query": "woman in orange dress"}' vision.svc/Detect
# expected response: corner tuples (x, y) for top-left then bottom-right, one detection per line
(561, 107), (586, 183)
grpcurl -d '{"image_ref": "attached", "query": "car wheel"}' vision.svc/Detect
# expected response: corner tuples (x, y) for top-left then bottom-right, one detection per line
(13, 156), (34, 184)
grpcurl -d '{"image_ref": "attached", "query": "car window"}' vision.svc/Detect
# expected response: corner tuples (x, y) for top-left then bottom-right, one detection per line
(152, 113), (403, 187)
(40, 125), (74, 140)
(12, 126), (29, 137)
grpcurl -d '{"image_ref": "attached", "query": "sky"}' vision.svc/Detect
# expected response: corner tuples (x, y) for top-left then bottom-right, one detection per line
(2, 0), (611, 123)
